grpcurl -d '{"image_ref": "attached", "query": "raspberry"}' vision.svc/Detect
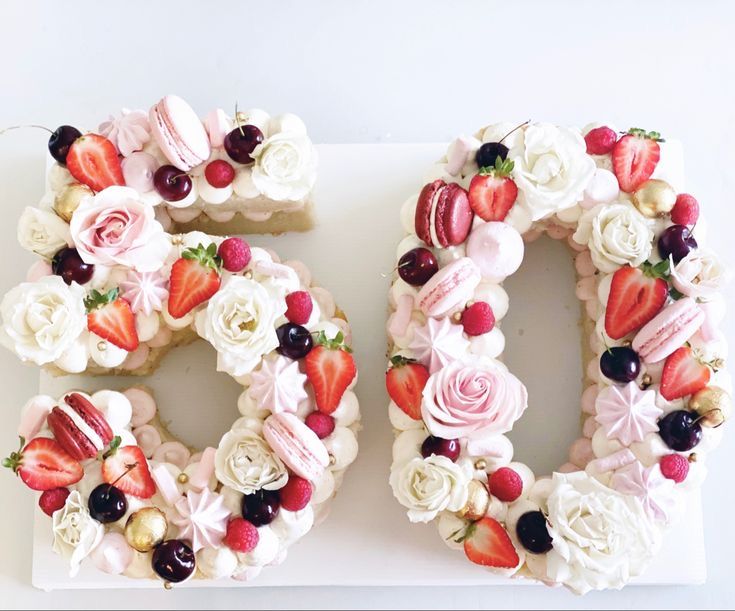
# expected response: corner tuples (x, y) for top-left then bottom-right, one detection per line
(204, 159), (236, 188)
(223, 517), (260, 553)
(217, 237), (251, 272)
(670, 193), (700, 226)
(660, 454), (689, 483)
(460, 302), (495, 336)
(38, 487), (70, 517)
(488, 467), (523, 502)
(285, 291), (313, 325)
(280, 476), (313, 511)
(305, 411), (335, 439)
(584, 126), (618, 155)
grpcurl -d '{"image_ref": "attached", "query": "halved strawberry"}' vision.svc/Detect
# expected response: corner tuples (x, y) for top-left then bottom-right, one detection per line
(605, 262), (669, 340)
(102, 439), (155, 499)
(85, 288), (139, 351)
(463, 517), (520, 569)
(612, 128), (662, 192)
(168, 243), (221, 319)
(468, 157), (518, 222)
(305, 331), (357, 414)
(66, 134), (125, 192)
(385, 355), (429, 420)
(3, 436), (83, 491)
(661, 346), (711, 401)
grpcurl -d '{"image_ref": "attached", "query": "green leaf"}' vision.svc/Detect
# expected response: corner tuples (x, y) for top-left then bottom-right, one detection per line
(669, 286), (685, 300)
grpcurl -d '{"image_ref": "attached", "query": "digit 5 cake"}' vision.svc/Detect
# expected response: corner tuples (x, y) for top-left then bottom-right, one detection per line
(386, 122), (731, 594)
(0, 95), (360, 584)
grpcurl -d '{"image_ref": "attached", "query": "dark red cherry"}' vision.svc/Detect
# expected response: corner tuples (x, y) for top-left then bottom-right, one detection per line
(152, 539), (196, 583)
(241, 489), (280, 526)
(48, 126), (82, 165)
(420, 436), (460, 462)
(88, 484), (127, 523)
(224, 125), (264, 164)
(276, 323), (313, 359)
(52, 247), (94, 285)
(398, 248), (438, 286)
(153, 165), (192, 202)
(516, 511), (553, 554)
(475, 142), (509, 168)
(600, 346), (641, 383)
(658, 225), (697, 263)
(658, 410), (702, 451)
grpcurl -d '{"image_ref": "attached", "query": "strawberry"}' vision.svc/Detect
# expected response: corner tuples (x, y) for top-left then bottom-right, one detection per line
(612, 128), (662, 192)
(468, 156), (518, 222)
(101, 438), (155, 499)
(385, 355), (430, 420)
(3, 436), (83, 491)
(605, 262), (669, 340)
(168, 243), (221, 318)
(66, 134), (125, 192)
(85, 288), (139, 352)
(463, 517), (520, 569)
(660, 346), (711, 401)
(305, 331), (357, 414)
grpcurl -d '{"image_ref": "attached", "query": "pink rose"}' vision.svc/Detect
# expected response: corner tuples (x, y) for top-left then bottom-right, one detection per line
(70, 186), (170, 272)
(421, 357), (527, 442)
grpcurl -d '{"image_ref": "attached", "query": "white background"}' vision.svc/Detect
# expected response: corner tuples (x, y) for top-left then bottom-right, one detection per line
(1, 0), (734, 609)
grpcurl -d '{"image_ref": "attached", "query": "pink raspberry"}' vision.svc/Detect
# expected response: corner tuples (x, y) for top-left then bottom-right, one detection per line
(660, 454), (689, 483)
(223, 517), (260, 553)
(204, 159), (236, 188)
(584, 126), (618, 155)
(670, 193), (700, 226)
(489, 467), (523, 502)
(461, 301), (495, 336)
(305, 411), (335, 439)
(39, 487), (70, 517)
(285, 291), (313, 325)
(217, 237), (251, 272)
(279, 476), (313, 511)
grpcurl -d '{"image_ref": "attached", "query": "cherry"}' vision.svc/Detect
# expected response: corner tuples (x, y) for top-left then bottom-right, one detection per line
(658, 225), (697, 263)
(475, 142), (509, 168)
(599, 346), (641, 383)
(88, 484), (127, 523)
(153, 165), (192, 202)
(516, 511), (553, 554)
(420, 436), (460, 462)
(224, 125), (263, 164)
(52, 247), (94, 285)
(398, 247), (438, 286)
(276, 323), (313, 359)
(152, 539), (196, 583)
(241, 489), (280, 526)
(48, 126), (82, 165)
(658, 410), (702, 452)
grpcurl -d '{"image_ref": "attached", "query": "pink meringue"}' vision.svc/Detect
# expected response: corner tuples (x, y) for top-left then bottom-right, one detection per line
(594, 382), (662, 446)
(172, 488), (231, 552)
(611, 461), (676, 522)
(121, 152), (158, 193)
(90, 532), (134, 575)
(204, 109), (233, 148)
(99, 109), (151, 156)
(408, 317), (470, 374)
(248, 356), (308, 414)
(120, 270), (169, 315)
(466, 221), (524, 283)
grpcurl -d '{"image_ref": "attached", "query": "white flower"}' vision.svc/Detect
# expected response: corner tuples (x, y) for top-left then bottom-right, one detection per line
(573, 202), (654, 272)
(215, 428), (288, 495)
(195, 276), (285, 377)
(541, 472), (661, 595)
(52, 491), (104, 577)
(512, 123), (595, 221)
(17, 206), (71, 259)
(390, 455), (472, 523)
(0, 276), (86, 365)
(251, 132), (317, 201)
(670, 249), (731, 301)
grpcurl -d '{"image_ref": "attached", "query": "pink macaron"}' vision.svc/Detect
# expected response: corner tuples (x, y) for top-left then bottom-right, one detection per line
(417, 257), (481, 318)
(263, 413), (329, 482)
(414, 180), (474, 248)
(149, 95), (211, 171)
(632, 297), (705, 363)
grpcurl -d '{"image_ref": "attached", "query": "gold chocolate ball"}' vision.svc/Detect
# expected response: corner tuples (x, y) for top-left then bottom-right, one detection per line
(458, 480), (490, 521)
(53, 183), (93, 222)
(632, 179), (677, 218)
(689, 386), (732, 428)
(177, 473), (189, 484)
(125, 507), (168, 552)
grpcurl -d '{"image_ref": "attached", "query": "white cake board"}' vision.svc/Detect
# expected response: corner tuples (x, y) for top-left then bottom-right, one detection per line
(32, 144), (706, 590)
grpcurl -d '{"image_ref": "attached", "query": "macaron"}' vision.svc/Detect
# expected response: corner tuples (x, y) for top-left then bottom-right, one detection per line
(414, 180), (473, 248)
(263, 413), (329, 482)
(46, 393), (114, 460)
(466, 221), (524, 282)
(417, 257), (481, 318)
(632, 297), (705, 363)
(149, 95), (211, 171)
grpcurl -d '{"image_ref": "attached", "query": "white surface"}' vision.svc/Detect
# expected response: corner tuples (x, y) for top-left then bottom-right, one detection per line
(0, 1), (734, 608)
(31, 145), (707, 590)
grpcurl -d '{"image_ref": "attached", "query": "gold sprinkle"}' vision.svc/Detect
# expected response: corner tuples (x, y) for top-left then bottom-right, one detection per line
(474, 459), (487, 471)
(164, 581), (173, 590)
(688, 453), (698, 463)
(329, 454), (336, 466)
(177, 473), (189, 484)
(97, 341), (107, 352)
(244, 271), (253, 279)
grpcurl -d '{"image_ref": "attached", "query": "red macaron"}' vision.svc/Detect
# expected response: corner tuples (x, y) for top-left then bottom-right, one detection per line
(46, 393), (114, 461)
(415, 180), (473, 248)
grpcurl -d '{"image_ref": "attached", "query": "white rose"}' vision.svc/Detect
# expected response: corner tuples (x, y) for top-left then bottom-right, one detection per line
(196, 276), (285, 377)
(541, 472), (661, 595)
(215, 428), (288, 495)
(670, 249), (731, 301)
(52, 491), (104, 577)
(251, 132), (317, 201)
(17, 206), (71, 259)
(0, 276), (86, 365)
(390, 455), (472, 523)
(573, 202), (654, 273)
(512, 123), (595, 220)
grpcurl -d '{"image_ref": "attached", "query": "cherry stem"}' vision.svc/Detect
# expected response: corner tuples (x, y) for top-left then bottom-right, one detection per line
(107, 462), (138, 492)
(0, 124), (53, 136)
(500, 120), (531, 143)
(234, 101), (244, 137)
